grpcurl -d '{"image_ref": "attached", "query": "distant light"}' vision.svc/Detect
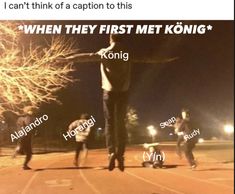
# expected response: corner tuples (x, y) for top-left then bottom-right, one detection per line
(97, 127), (102, 131)
(224, 124), (234, 134)
(198, 138), (204, 143)
(169, 133), (173, 136)
(149, 129), (157, 136)
(147, 125), (155, 131)
(147, 125), (157, 137)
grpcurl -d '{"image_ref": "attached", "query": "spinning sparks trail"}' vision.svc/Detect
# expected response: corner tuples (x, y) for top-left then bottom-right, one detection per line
(0, 22), (76, 116)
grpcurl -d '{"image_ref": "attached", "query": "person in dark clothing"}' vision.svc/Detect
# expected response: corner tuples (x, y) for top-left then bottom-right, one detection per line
(99, 34), (130, 171)
(14, 106), (36, 170)
(62, 34), (130, 171)
(178, 108), (197, 169)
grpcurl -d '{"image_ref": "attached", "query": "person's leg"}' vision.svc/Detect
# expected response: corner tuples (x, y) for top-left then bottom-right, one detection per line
(103, 90), (116, 154)
(103, 90), (116, 170)
(24, 150), (32, 169)
(74, 142), (83, 166)
(189, 143), (196, 168)
(83, 142), (88, 160)
(116, 91), (128, 171)
(142, 161), (153, 167)
(12, 142), (21, 158)
(184, 142), (196, 167)
(23, 141), (32, 170)
(153, 150), (164, 168)
(176, 135), (184, 158)
(116, 91), (128, 157)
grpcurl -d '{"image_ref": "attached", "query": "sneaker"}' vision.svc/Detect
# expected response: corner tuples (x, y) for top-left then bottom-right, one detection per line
(117, 156), (125, 172)
(191, 164), (197, 169)
(153, 161), (163, 168)
(23, 166), (31, 170)
(108, 153), (116, 171)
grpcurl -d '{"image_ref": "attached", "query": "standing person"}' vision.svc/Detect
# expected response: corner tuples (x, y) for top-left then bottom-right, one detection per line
(178, 108), (197, 169)
(14, 106), (36, 170)
(99, 34), (130, 172)
(68, 113), (91, 167)
(62, 34), (131, 171)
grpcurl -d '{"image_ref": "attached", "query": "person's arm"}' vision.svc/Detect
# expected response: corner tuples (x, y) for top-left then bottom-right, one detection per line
(177, 120), (186, 135)
(173, 118), (181, 132)
(57, 52), (101, 63)
(68, 121), (77, 132)
(132, 56), (179, 64)
(83, 127), (91, 136)
(67, 53), (100, 62)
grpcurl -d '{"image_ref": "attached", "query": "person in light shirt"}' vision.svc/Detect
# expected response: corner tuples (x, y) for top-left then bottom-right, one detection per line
(98, 34), (131, 171)
(68, 113), (91, 167)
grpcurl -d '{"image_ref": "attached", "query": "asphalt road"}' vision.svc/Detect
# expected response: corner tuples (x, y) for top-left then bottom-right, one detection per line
(0, 143), (233, 194)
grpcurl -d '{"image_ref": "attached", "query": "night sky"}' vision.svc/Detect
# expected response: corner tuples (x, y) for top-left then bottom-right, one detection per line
(23, 21), (234, 138)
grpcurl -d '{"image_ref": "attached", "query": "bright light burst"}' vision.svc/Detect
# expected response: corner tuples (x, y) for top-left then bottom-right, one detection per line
(0, 22), (76, 117)
(224, 124), (234, 134)
(147, 125), (157, 136)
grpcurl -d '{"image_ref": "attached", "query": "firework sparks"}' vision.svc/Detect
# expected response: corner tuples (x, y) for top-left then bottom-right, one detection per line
(0, 22), (76, 116)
